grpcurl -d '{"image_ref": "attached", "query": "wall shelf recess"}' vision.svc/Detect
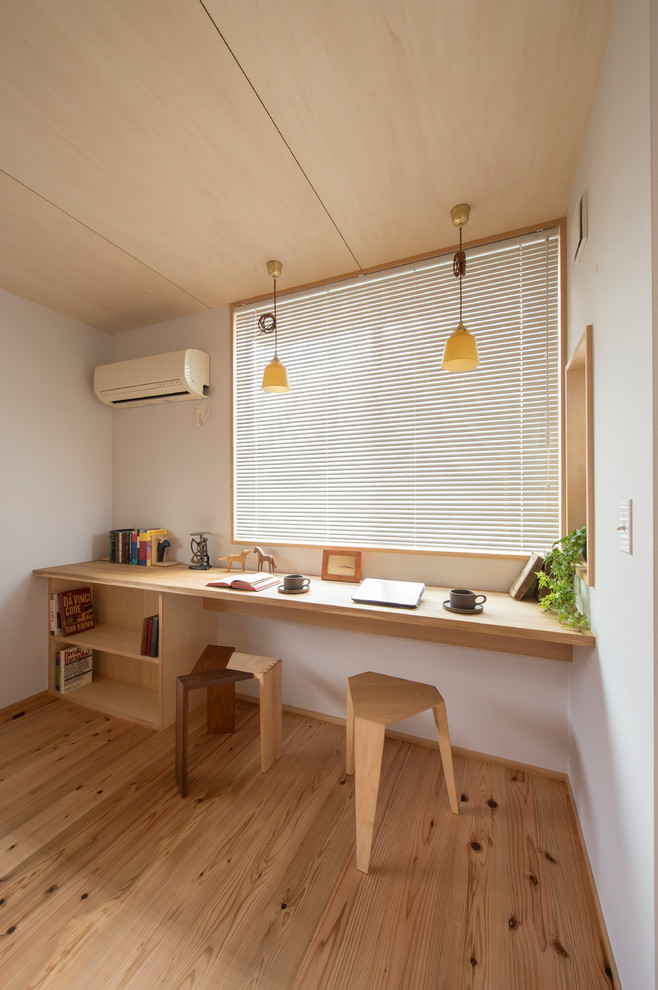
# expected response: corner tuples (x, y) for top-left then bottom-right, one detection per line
(565, 324), (594, 585)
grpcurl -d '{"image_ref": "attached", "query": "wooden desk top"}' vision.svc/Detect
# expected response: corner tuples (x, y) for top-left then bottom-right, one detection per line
(34, 560), (595, 663)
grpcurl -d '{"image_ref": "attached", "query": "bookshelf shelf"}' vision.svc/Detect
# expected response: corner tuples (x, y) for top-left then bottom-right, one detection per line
(58, 676), (160, 727)
(52, 623), (159, 661)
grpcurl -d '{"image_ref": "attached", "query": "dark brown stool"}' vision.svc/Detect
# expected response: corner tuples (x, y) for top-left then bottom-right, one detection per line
(176, 645), (254, 797)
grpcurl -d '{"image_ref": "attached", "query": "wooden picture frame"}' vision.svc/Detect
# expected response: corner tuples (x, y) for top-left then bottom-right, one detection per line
(321, 548), (362, 583)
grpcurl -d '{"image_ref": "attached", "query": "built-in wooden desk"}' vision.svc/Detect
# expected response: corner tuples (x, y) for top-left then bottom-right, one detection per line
(35, 561), (595, 729)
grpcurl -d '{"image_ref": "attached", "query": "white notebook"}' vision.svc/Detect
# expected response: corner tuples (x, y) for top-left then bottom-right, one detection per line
(351, 578), (426, 609)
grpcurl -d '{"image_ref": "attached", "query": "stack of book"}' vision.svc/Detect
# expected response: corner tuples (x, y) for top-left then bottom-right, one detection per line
(108, 528), (168, 565)
(50, 586), (94, 636)
(140, 614), (159, 657)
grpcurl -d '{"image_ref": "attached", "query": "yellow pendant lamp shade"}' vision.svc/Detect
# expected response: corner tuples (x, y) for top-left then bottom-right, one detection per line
(261, 355), (290, 393)
(441, 322), (480, 372)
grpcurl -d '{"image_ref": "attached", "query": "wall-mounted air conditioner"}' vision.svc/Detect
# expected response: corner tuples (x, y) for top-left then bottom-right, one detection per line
(93, 349), (210, 407)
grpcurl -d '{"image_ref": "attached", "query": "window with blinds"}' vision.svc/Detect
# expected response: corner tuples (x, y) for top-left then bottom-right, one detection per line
(233, 228), (561, 555)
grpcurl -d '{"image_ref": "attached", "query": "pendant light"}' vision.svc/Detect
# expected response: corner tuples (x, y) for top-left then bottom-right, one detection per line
(259, 260), (290, 393)
(442, 203), (480, 372)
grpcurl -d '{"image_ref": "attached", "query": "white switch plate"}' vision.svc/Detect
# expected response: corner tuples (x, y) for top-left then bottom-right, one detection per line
(618, 499), (632, 554)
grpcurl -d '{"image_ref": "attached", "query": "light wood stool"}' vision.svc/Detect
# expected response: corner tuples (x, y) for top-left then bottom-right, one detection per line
(176, 645), (283, 797)
(346, 671), (459, 873)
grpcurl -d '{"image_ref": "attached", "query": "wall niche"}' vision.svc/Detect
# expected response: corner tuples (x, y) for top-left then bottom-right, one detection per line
(565, 324), (594, 585)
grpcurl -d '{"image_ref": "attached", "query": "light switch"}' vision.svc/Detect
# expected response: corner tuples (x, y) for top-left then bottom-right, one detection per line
(618, 499), (632, 554)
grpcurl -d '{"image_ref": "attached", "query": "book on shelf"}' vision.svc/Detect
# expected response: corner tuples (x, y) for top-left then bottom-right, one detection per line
(140, 614), (159, 656)
(108, 528), (134, 564)
(56, 645), (93, 693)
(108, 528), (168, 566)
(49, 594), (62, 635)
(140, 615), (151, 655)
(149, 615), (159, 657)
(206, 573), (280, 592)
(58, 587), (95, 636)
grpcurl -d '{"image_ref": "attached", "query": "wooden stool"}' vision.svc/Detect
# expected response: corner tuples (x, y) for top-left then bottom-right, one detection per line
(345, 671), (459, 873)
(176, 645), (283, 797)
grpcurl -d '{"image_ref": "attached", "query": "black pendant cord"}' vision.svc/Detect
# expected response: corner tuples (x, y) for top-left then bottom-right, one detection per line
(257, 276), (279, 357)
(453, 225), (466, 324)
(459, 226), (463, 323)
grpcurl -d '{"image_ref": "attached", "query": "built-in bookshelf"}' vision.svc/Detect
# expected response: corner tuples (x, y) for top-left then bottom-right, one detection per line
(44, 572), (216, 729)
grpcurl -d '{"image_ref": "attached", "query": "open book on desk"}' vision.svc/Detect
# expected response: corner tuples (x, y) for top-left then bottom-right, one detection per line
(206, 573), (280, 592)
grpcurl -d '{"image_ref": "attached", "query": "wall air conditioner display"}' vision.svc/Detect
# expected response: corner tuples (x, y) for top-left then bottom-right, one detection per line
(93, 349), (209, 407)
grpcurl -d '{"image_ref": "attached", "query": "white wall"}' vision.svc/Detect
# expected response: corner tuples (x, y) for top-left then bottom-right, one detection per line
(108, 309), (231, 560)
(108, 308), (573, 771)
(566, 1), (655, 986)
(0, 289), (112, 707)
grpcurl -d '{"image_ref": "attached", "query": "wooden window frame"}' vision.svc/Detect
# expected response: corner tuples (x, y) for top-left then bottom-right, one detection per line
(564, 324), (594, 584)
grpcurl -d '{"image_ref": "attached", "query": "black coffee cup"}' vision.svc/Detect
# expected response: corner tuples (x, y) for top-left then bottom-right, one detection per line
(449, 588), (486, 610)
(283, 573), (311, 591)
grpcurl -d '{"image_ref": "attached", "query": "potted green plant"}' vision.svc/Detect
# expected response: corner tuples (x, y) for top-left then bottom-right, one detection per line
(536, 526), (589, 631)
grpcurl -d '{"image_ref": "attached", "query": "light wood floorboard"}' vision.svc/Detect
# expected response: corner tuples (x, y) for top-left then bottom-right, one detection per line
(0, 693), (615, 989)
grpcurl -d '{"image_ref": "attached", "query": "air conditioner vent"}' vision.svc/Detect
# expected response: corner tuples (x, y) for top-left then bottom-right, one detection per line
(94, 349), (209, 407)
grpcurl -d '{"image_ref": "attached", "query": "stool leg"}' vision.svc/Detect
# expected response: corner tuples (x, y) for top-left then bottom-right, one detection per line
(345, 681), (355, 775)
(432, 701), (459, 815)
(258, 662), (282, 772)
(354, 716), (386, 873)
(207, 682), (236, 733)
(176, 678), (189, 798)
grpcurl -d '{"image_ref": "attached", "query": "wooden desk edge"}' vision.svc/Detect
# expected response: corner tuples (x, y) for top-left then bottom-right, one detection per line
(201, 597), (575, 661)
(34, 561), (595, 663)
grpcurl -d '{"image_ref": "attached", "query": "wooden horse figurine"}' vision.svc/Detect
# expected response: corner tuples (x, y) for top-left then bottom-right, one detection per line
(253, 546), (276, 573)
(217, 548), (251, 572)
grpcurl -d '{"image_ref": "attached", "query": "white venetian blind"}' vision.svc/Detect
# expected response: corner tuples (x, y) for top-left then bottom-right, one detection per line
(233, 229), (560, 554)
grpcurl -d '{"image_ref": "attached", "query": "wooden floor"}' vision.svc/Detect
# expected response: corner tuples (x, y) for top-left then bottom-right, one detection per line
(0, 692), (616, 989)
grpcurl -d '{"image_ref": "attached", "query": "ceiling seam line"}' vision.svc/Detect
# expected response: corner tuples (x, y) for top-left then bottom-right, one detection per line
(0, 167), (214, 309)
(197, 0), (362, 270)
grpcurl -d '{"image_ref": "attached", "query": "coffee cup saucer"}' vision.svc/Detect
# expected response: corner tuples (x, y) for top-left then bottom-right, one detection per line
(278, 586), (310, 595)
(442, 601), (484, 615)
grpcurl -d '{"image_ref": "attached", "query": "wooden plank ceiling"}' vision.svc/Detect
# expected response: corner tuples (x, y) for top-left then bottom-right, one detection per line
(0, 0), (616, 332)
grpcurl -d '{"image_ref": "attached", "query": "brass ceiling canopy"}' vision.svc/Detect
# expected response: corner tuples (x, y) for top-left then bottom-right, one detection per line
(450, 203), (471, 229)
